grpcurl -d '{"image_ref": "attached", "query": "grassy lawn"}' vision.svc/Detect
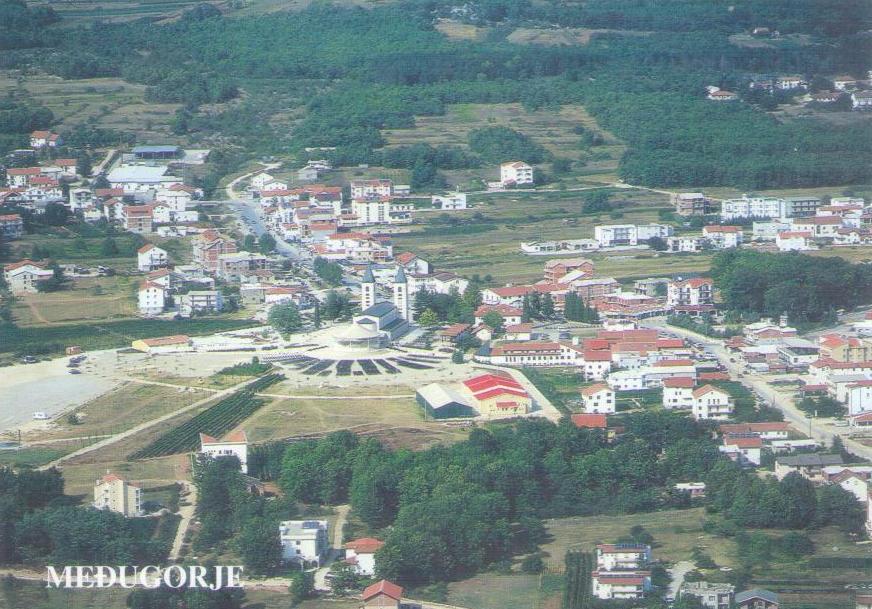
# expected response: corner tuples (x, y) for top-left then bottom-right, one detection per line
(241, 395), (466, 449)
(434, 18), (490, 41)
(0, 582), (133, 609)
(60, 453), (190, 497)
(0, 445), (75, 467)
(444, 573), (562, 609)
(25, 382), (209, 442)
(507, 27), (653, 46)
(615, 388), (663, 412)
(541, 508), (738, 570)
(10, 276), (139, 326)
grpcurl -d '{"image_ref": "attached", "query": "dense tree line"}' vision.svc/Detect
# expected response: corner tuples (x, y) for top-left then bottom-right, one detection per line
(194, 457), (294, 575)
(710, 250), (872, 322)
(5, 0), (871, 188)
(705, 460), (866, 533)
(277, 415), (723, 584)
(468, 126), (549, 164)
(0, 467), (175, 566)
(0, 0), (59, 51)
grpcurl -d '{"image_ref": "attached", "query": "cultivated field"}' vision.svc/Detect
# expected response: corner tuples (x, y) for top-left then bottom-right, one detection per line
(383, 102), (623, 163)
(0, 72), (179, 138)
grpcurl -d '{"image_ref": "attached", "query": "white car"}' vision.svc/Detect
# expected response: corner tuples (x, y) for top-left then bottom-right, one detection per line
(32, 412), (49, 420)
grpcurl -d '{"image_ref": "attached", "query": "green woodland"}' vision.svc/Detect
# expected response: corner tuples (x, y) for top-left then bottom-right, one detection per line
(2, 0), (871, 188)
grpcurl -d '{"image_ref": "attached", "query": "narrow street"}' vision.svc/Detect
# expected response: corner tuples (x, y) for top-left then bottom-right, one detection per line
(645, 319), (872, 462)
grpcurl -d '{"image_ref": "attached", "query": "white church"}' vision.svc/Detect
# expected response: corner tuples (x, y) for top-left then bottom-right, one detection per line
(338, 265), (413, 348)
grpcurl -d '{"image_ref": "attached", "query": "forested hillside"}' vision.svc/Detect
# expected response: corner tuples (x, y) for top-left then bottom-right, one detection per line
(3, 0), (871, 188)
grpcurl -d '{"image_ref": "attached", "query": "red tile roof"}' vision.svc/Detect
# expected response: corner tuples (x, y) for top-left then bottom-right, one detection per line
(724, 435), (763, 448)
(581, 383), (611, 396)
(663, 377), (695, 388)
(654, 358), (695, 367)
(344, 537), (384, 553)
(362, 580), (403, 602)
(692, 384), (727, 398)
(571, 413), (608, 429)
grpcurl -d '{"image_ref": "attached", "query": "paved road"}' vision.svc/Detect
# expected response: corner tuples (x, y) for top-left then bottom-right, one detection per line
(645, 319), (872, 462)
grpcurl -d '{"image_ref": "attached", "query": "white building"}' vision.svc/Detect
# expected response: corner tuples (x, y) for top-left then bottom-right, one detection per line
(662, 377), (696, 409)
(691, 385), (734, 420)
(179, 290), (224, 317)
(581, 383), (615, 414)
(500, 161), (534, 187)
(432, 192), (468, 210)
(138, 281), (167, 316)
(720, 195), (784, 221)
(702, 225), (743, 248)
(107, 166), (182, 194)
(343, 538), (384, 576)
(3, 259), (54, 294)
(752, 221), (793, 241)
(846, 380), (872, 416)
(137, 244), (169, 272)
(667, 278), (714, 311)
(199, 431), (249, 473)
(680, 582), (735, 609)
(592, 572), (653, 600)
(596, 544), (652, 571)
(852, 91), (872, 110)
(280, 520), (329, 567)
(350, 179), (393, 199)
(775, 230), (814, 251)
(594, 224), (673, 248)
(666, 235), (707, 253)
(350, 198), (413, 225)
(251, 172), (287, 192)
(93, 473), (143, 518)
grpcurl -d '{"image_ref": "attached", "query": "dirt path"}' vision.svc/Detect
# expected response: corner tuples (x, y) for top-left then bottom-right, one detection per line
(169, 480), (197, 563)
(23, 298), (50, 324)
(314, 503), (351, 591)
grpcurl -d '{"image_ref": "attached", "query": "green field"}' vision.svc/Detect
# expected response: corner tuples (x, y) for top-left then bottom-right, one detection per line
(392, 189), (708, 283)
(0, 318), (259, 355)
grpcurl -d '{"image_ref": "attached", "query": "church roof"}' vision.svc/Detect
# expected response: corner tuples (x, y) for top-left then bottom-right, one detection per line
(362, 265), (375, 283)
(394, 265), (406, 283)
(361, 301), (396, 317)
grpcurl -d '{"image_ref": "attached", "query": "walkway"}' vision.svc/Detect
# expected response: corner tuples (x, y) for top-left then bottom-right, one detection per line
(169, 481), (197, 563)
